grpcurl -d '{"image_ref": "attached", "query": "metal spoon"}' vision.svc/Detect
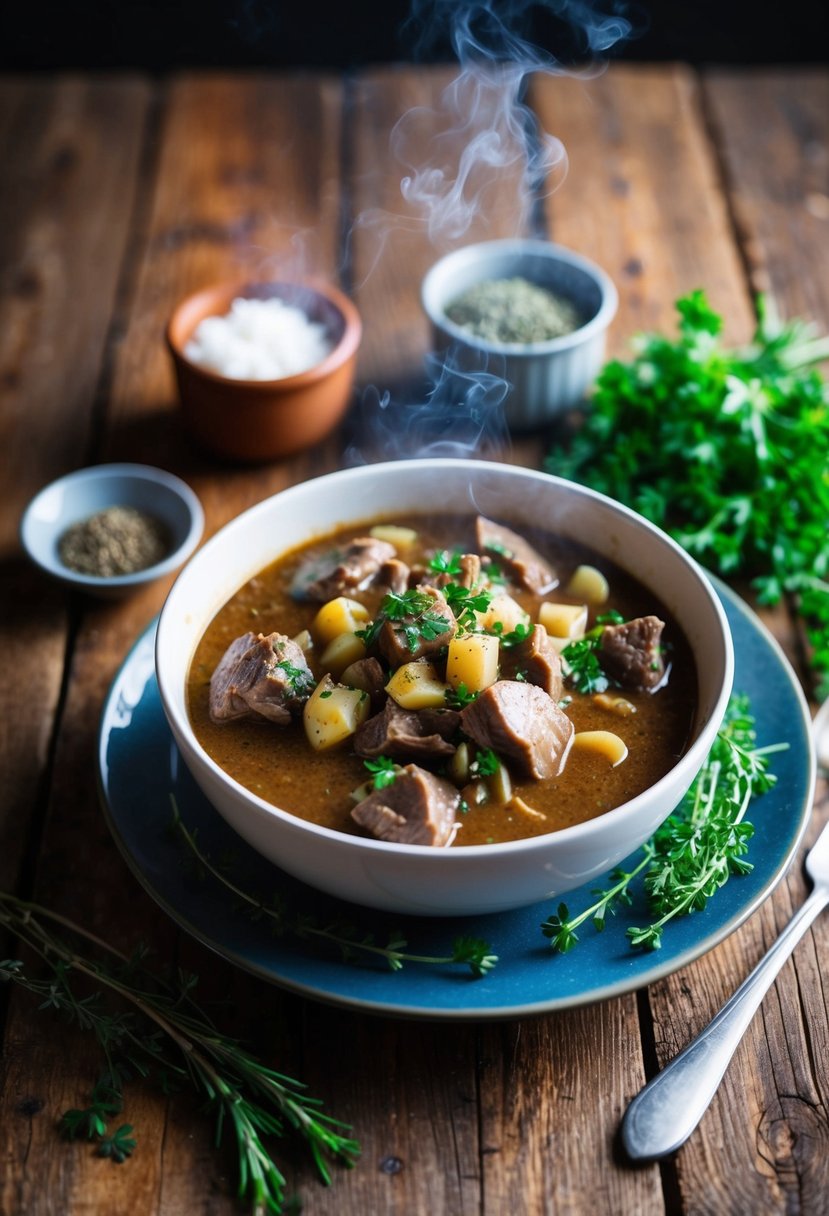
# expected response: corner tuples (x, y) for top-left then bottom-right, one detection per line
(621, 702), (829, 1162)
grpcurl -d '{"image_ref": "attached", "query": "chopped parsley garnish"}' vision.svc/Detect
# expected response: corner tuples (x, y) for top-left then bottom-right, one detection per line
(357, 588), (451, 653)
(427, 549), (463, 576)
(488, 619), (532, 647)
(443, 582), (492, 632)
(445, 682), (479, 709)
(470, 747), (500, 777)
(363, 755), (398, 789)
(275, 659), (315, 695)
(561, 611), (625, 694)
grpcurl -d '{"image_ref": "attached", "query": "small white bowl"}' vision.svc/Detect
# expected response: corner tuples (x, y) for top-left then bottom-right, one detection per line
(421, 239), (618, 430)
(156, 459), (733, 917)
(21, 463), (204, 599)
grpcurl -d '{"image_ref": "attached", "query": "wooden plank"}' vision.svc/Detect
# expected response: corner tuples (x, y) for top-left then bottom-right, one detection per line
(0, 72), (347, 1216)
(530, 63), (755, 348)
(650, 67), (829, 1213)
(0, 76), (150, 900)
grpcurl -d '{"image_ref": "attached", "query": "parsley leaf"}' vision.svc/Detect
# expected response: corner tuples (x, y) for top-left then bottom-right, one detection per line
(363, 756), (398, 790)
(546, 291), (829, 697)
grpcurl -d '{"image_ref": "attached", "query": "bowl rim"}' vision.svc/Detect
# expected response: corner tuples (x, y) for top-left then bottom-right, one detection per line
(421, 238), (619, 356)
(20, 462), (205, 589)
(156, 458), (734, 861)
(166, 278), (363, 391)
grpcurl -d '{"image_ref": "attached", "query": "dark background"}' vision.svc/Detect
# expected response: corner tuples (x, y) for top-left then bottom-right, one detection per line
(2, 0), (827, 71)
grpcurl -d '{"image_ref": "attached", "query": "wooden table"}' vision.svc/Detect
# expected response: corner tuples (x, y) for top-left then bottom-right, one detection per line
(2, 64), (828, 1215)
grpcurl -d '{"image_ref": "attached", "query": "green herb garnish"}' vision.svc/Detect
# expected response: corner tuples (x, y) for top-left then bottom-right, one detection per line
(443, 582), (492, 632)
(488, 619), (532, 648)
(0, 894), (359, 1212)
(559, 612), (624, 694)
(546, 290), (829, 697)
(169, 799), (497, 979)
(275, 659), (314, 696)
(445, 682), (479, 709)
(363, 755), (398, 789)
(470, 747), (501, 777)
(541, 693), (786, 953)
(362, 589), (452, 653)
(427, 549), (463, 576)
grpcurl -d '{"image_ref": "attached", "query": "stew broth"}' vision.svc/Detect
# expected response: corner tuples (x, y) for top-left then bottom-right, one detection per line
(187, 514), (696, 845)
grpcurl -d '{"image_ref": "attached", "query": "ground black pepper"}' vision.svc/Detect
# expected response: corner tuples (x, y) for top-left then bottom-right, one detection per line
(58, 506), (171, 577)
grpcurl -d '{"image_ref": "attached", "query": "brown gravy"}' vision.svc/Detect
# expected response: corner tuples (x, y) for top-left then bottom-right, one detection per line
(187, 514), (696, 845)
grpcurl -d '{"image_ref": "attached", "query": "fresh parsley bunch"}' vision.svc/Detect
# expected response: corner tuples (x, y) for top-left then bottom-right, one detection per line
(546, 291), (829, 696)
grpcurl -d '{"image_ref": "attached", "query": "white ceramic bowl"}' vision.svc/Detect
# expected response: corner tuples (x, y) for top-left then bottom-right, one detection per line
(421, 239), (618, 430)
(155, 460), (733, 916)
(21, 463), (204, 599)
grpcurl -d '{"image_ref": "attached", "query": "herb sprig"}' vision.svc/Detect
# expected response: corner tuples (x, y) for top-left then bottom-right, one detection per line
(546, 291), (829, 696)
(171, 800), (497, 978)
(541, 694), (786, 953)
(0, 896), (359, 1213)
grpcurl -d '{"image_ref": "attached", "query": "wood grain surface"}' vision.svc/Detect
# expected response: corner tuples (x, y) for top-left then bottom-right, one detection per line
(1, 64), (827, 1216)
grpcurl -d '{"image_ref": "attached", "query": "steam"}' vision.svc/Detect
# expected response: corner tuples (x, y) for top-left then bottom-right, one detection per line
(356, 0), (634, 252)
(345, 351), (511, 465)
(346, 0), (632, 463)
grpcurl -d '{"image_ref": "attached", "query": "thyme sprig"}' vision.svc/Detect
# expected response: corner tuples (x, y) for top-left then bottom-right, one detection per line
(0, 893), (359, 1213)
(170, 800), (497, 978)
(541, 694), (786, 953)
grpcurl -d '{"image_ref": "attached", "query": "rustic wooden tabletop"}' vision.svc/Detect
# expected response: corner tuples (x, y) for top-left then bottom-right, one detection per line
(1, 63), (828, 1215)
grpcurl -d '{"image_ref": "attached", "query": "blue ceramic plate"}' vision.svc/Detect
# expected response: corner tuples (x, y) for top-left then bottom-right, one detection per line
(98, 583), (815, 1021)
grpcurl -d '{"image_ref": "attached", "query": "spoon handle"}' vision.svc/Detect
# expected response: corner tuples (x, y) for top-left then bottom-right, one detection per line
(621, 885), (829, 1162)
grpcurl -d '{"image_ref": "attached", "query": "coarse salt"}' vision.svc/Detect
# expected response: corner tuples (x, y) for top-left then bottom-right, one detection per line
(185, 296), (334, 380)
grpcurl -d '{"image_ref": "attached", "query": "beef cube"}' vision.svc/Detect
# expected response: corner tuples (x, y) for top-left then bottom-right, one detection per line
(291, 537), (396, 601)
(499, 624), (563, 700)
(600, 615), (666, 691)
(475, 516), (558, 594)
(209, 632), (314, 724)
(351, 764), (459, 846)
(340, 656), (388, 708)
(355, 700), (461, 765)
(460, 680), (573, 780)
(374, 557), (411, 596)
(377, 585), (457, 666)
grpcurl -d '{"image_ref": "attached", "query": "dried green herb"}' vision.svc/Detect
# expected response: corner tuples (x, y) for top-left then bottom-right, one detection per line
(446, 276), (582, 344)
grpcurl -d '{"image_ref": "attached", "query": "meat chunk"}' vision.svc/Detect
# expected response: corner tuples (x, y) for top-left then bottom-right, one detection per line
(600, 615), (666, 691)
(354, 700), (461, 765)
(499, 624), (563, 700)
(376, 585), (457, 666)
(351, 764), (459, 846)
(209, 632), (314, 724)
(374, 557), (411, 596)
(340, 656), (388, 708)
(475, 516), (558, 594)
(291, 537), (395, 601)
(460, 680), (573, 779)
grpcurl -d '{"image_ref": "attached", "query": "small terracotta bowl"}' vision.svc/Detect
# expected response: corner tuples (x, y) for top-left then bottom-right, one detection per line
(166, 280), (362, 462)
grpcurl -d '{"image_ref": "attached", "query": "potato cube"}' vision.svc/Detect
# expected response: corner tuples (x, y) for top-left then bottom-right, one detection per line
(385, 660), (449, 709)
(479, 593), (530, 636)
(303, 676), (370, 751)
(538, 601), (588, 639)
(291, 628), (314, 654)
(319, 631), (366, 677)
(311, 596), (370, 646)
(446, 634), (500, 693)
(566, 564), (610, 604)
(369, 524), (418, 549)
(571, 730), (629, 767)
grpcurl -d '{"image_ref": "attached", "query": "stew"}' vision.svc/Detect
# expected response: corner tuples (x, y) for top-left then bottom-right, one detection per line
(187, 513), (695, 847)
